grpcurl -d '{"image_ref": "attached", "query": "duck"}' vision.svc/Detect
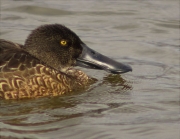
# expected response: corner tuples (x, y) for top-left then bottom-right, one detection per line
(0, 24), (132, 100)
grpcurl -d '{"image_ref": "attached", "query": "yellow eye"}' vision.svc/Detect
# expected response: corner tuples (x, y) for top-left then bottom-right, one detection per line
(60, 40), (67, 46)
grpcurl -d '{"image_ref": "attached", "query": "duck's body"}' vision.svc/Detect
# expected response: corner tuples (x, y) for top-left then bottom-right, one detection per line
(0, 24), (132, 100)
(0, 39), (88, 99)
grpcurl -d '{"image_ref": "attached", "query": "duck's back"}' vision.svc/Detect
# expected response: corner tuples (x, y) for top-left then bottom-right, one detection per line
(0, 39), (76, 99)
(0, 39), (41, 73)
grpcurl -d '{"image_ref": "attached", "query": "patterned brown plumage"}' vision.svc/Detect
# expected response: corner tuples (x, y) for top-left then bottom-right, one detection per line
(0, 47), (89, 99)
(0, 40), (89, 99)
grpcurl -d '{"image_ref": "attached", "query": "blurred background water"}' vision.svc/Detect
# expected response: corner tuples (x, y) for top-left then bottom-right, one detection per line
(0, 0), (179, 139)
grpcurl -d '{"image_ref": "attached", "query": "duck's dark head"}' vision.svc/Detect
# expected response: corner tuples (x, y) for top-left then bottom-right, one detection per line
(23, 24), (132, 74)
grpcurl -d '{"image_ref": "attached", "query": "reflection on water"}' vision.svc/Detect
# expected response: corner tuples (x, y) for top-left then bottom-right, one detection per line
(103, 74), (132, 94)
(0, 74), (133, 138)
(0, 0), (179, 139)
(0, 74), (132, 116)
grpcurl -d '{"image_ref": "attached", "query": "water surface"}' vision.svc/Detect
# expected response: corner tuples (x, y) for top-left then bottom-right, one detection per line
(0, 0), (179, 139)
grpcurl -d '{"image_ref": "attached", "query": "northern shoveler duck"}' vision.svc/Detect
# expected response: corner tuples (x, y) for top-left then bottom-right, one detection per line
(0, 24), (132, 99)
